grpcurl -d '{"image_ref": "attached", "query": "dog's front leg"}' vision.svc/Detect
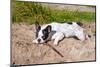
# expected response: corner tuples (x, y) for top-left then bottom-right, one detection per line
(52, 32), (64, 45)
(32, 39), (38, 44)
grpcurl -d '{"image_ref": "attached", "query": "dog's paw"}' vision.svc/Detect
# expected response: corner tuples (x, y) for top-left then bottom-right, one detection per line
(54, 42), (58, 46)
(32, 39), (37, 44)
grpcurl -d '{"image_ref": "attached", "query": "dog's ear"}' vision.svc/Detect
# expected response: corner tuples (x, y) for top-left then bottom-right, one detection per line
(35, 21), (41, 38)
(46, 25), (52, 33)
(35, 21), (41, 31)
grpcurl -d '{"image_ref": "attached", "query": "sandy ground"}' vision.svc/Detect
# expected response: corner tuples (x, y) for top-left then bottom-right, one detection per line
(11, 22), (96, 65)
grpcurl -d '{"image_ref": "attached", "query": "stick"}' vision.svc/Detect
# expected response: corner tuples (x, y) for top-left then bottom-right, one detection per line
(44, 43), (64, 57)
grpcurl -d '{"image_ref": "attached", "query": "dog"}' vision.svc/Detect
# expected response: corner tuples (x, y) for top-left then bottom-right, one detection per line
(32, 22), (86, 45)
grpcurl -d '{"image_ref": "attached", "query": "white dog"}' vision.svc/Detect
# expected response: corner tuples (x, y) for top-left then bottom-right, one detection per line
(33, 22), (86, 45)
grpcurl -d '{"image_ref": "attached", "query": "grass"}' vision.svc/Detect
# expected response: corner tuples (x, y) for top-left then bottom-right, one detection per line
(12, 1), (96, 24)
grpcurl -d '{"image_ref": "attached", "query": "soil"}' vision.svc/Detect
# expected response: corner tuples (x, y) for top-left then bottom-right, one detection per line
(11, 22), (96, 65)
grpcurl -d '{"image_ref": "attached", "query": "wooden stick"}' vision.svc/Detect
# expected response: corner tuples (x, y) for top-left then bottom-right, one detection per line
(44, 43), (64, 57)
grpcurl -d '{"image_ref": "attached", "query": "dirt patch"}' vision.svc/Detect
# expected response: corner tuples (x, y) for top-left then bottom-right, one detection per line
(11, 22), (96, 65)
(41, 3), (95, 12)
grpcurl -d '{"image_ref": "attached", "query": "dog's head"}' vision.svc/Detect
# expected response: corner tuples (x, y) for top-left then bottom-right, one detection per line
(34, 22), (52, 44)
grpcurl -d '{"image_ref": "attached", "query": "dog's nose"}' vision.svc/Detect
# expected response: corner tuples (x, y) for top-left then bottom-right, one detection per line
(38, 39), (41, 43)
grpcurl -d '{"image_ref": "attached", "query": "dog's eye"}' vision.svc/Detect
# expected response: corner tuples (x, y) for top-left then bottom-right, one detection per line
(42, 36), (45, 40)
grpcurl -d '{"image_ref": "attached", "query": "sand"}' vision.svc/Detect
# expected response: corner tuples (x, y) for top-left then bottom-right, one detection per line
(11, 22), (96, 65)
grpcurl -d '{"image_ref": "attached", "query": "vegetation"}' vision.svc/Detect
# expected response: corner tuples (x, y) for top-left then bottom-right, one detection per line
(12, 1), (96, 24)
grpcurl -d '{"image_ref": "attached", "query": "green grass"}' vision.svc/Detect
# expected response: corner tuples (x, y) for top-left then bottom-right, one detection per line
(12, 1), (96, 24)
(50, 10), (95, 23)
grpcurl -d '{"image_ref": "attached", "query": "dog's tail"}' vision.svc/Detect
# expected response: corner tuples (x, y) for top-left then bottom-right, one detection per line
(85, 32), (95, 40)
(85, 34), (91, 40)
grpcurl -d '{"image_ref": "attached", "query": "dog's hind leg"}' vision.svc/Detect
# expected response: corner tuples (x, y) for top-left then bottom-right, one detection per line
(75, 30), (85, 41)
